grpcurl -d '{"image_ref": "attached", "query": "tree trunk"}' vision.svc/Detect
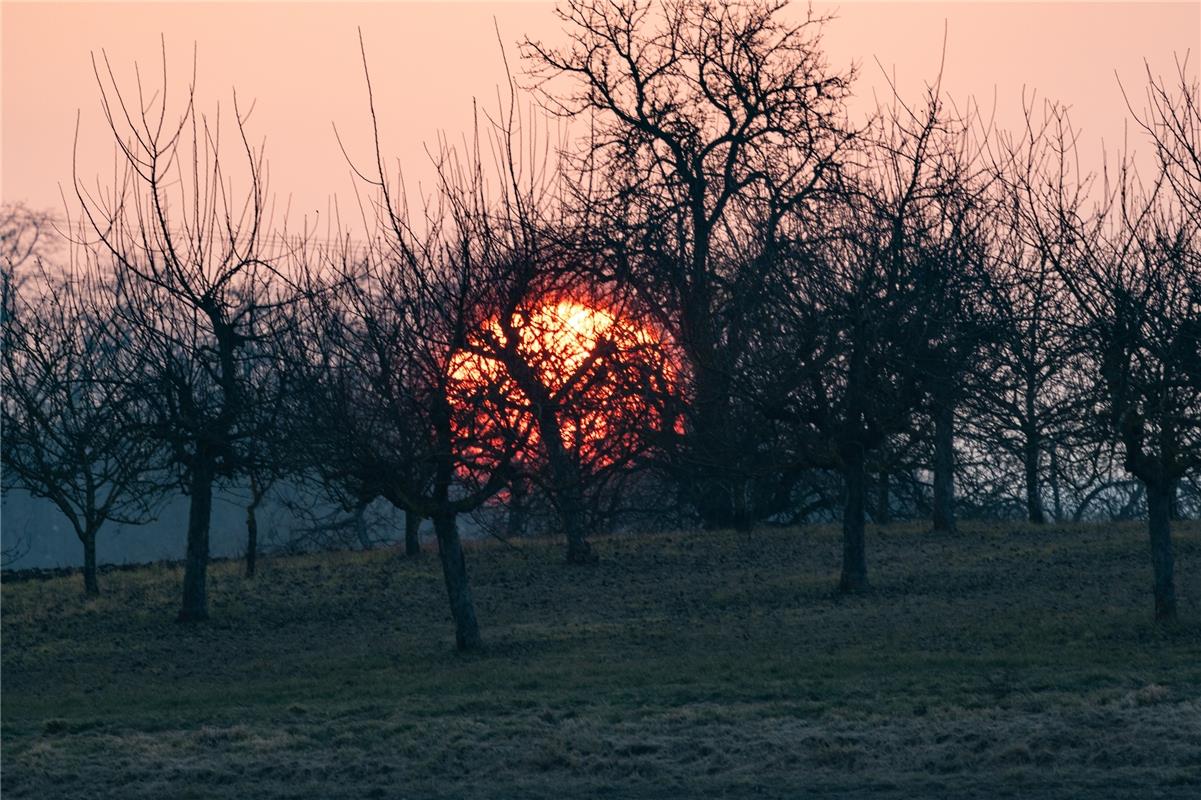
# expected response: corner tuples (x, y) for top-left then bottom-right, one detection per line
(931, 400), (956, 533)
(1024, 431), (1045, 524)
(244, 501), (259, 579)
(540, 414), (594, 564)
(876, 469), (891, 525)
(695, 480), (735, 530)
(684, 254), (738, 532)
(689, 363), (743, 531)
(1146, 480), (1177, 623)
(507, 478), (527, 539)
(404, 508), (421, 557)
(82, 527), (100, 596)
(354, 502), (372, 550)
(178, 457), (215, 622)
(433, 511), (482, 651)
(245, 476), (265, 578)
(839, 450), (869, 593)
(1050, 447), (1064, 522)
(731, 480), (752, 533)
(562, 493), (595, 564)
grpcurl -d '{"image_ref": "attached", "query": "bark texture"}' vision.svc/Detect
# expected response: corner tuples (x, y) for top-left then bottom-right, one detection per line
(404, 509), (422, 557)
(1147, 481), (1177, 623)
(840, 451), (869, 593)
(876, 470), (891, 525)
(1024, 430), (1046, 524)
(178, 457), (215, 622)
(82, 529), (99, 596)
(433, 512), (482, 651)
(244, 502), (259, 578)
(931, 400), (957, 534)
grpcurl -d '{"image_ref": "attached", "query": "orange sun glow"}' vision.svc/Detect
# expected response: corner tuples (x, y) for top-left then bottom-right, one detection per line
(447, 296), (680, 477)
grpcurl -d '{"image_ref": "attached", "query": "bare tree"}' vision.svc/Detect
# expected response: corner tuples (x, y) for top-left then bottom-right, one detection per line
(1, 260), (163, 594)
(970, 100), (1096, 525)
(240, 319), (291, 579)
(907, 96), (995, 536)
(460, 280), (679, 561)
(297, 222), (519, 650)
(1088, 182), (1198, 621)
(774, 79), (980, 590)
(523, 0), (857, 530)
(293, 40), (559, 648)
(1052, 73), (1201, 619)
(413, 51), (682, 564)
(73, 44), (293, 620)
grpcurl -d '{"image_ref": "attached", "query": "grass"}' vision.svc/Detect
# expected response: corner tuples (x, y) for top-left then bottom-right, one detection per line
(2, 520), (1200, 799)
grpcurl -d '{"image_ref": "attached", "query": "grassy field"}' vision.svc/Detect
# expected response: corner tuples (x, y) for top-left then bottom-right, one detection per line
(2, 521), (1200, 799)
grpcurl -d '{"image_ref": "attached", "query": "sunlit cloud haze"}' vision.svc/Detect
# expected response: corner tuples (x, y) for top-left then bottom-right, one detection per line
(3, 1), (1198, 231)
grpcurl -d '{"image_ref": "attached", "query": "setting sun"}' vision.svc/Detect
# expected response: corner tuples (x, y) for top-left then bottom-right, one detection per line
(448, 296), (679, 473)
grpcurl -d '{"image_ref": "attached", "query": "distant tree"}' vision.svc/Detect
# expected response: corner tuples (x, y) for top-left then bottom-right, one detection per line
(240, 311), (292, 579)
(969, 101), (1094, 525)
(0, 203), (59, 290)
(287, 312), (431, 563)
(907, 104), (995, 536)
(281, 294), (428, 561)
(1, 261), (163, 594)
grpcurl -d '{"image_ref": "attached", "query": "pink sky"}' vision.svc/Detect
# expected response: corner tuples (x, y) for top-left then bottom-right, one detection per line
(3, 2), (1198, 226)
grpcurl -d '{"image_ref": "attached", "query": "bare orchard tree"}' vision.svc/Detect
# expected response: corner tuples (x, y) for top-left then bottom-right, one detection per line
(906, 100), (995, 536)
(281, 303), (428, 561)
(462, 273), (679, 563)
(294, 48), (538, 649)
(73, 45), (294, 621)
(426, 86), (608, 563)
(286, 293), (431, 562)
(378, 60), (681, 565)
(774, 81), (981, 591)
(240, 311), (292, 579)
(1, 259), (163, 594)
(1057, 152), (1200, 621)
(970, 100), (1096, 525)
(1103, 184), (1197, 620)
(444, 143), (679, 563)
(296, 216), (521, 650)
(523, 0), (857, 530)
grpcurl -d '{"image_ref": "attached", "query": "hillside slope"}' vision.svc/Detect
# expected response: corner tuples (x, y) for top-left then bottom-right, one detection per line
(3, 522), (1200, 798)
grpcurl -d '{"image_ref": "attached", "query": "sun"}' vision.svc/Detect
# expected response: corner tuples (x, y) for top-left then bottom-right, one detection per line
(447, 294), (679, 477)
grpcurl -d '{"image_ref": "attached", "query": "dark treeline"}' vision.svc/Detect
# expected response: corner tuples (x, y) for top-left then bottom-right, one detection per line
(2, 1), (1198, 646)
